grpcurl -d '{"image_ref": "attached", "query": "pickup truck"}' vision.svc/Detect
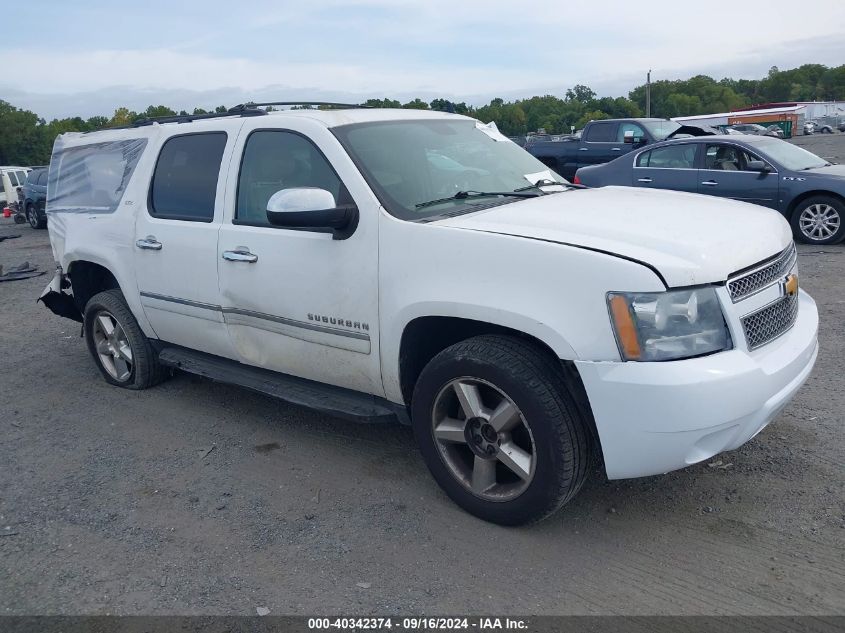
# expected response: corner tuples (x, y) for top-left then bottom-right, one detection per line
(526, 118), (716, 181)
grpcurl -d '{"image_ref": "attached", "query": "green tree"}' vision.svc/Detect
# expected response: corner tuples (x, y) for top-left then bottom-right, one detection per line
(402, 98), (430, 110)
(364, 98), (402, 108)
(107, 107), (137, 127)
(0, 101), (48, 164)
(565, 84), (596, 104)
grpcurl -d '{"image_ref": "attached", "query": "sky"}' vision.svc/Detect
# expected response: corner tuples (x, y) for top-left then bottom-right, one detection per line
(4, 0), (845, 120)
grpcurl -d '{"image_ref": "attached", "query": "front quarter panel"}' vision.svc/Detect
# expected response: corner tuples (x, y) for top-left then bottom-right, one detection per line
(378, 212), (666, 403)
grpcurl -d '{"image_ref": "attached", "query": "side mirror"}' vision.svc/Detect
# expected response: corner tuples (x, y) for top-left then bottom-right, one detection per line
(266, 188), (358, 240)
(623, 131), (635, 144)
(746, 160), (770, 173)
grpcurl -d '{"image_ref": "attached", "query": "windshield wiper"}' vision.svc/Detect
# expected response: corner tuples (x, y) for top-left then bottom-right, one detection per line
(415, 190), (540, 210)
(514, 178), (586, 192)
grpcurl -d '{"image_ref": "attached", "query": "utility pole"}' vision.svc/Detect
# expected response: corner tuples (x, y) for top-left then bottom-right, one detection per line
(646, 69), (651, 118)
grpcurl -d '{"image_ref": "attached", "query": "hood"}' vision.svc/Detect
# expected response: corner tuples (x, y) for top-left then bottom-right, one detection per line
(437, 187), (792, 288)
(802, 163), (845, 180)
(667, 124), (720, 138)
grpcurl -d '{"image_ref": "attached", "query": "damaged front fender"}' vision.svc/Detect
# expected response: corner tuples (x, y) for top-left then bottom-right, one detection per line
(38, 269), (82, 323)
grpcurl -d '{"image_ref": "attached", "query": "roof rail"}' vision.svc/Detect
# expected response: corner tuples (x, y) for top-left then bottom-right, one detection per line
(129, 106), (267, 128)
(232, 101), (372, 110)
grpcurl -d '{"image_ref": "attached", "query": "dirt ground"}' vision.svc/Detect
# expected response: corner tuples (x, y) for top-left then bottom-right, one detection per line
(1, 140), (844, 615)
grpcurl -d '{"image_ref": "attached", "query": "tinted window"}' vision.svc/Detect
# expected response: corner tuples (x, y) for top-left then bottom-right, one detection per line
(585, 122), (617, 142)
(36, 170), (47, 186)
(617, 123), (645, 143)
(637, 144), (696, 169)
(236, 131), (341, 225)
(150, 133), (226, 222)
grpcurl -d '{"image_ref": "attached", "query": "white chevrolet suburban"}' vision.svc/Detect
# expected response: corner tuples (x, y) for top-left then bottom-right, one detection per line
(40, 104), (819, 525)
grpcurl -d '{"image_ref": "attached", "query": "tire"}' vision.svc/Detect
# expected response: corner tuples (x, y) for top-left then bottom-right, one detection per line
(411, 335), (591, 525)
(26, 204), (46, 229)
(83, 289), (167, 389)
(790, 195), (845, 244)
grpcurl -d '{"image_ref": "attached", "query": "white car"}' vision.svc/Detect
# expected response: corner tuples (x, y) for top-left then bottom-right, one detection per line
(0, 165), (30, 208)
(40, 105), (819, 525)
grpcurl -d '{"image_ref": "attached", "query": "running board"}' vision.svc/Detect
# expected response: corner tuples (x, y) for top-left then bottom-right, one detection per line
(157, 347), (399, 423)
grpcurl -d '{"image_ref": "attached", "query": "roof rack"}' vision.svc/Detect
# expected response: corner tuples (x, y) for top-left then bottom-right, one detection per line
(130, 105), (267, 128)
(102, 102), (370, 132)
(233, 101), (371, 110)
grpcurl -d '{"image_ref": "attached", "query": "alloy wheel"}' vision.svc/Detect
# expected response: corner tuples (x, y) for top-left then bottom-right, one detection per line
(27, 207), (38, 229)
(92, 310), (133, 381)
(431, 377), (536, 502)
(799, 203), (841, 241)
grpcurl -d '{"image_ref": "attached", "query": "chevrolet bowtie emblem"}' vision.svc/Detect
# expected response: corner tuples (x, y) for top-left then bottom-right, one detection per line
(784, 273), (799, 297)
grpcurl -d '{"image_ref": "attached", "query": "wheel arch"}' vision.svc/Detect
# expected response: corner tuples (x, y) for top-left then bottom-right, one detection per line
(398, 316), (603, 467)
(67, 260), (122, 313)
(787, 190), (845, 219)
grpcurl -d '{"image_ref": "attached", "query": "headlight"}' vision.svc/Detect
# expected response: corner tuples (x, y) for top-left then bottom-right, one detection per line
(607, 287), (731, 361)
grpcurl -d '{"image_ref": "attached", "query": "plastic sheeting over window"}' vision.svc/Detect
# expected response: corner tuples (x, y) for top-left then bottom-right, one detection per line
(47, 138), (147, 213)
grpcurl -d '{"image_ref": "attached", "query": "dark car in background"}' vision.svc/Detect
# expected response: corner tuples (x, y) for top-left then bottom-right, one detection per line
(575, 135), (845, 244)
(21, 167), (48, 229)
(525, 118), (717, 181)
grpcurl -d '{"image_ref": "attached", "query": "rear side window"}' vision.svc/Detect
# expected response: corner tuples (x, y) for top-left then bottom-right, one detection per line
(585, 122), (617, 142)
(150, 133), (227, 222)
(636, 144), (696, 168)
(48, 138), (148, 213)
(37, 171), (47, 185)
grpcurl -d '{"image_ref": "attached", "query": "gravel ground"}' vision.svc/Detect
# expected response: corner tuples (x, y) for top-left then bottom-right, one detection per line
(1, 152), (844, 615)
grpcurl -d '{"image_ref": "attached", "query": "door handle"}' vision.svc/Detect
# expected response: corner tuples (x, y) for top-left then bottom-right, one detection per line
(135, 236), (162, 250)
(701, 180), (719, 186)
(612, 148), (621, 152)
(579, 147), (589, 151)
(222, 248), (258, 263)
(637, 177), (653, 183)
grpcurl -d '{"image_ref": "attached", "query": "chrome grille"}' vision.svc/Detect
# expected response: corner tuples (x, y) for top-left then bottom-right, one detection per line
(741, 292), (799, 350)
(727, 244), (797, 302)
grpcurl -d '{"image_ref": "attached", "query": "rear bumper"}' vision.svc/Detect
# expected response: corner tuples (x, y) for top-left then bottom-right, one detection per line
(575, 290), (819, 480)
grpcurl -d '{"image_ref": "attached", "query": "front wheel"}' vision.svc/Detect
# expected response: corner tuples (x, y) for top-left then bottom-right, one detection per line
(83, 289), (167, 389)
(26, 204), (46, 229)
(791, 196), (845, 244)
(411, 335), (592, 525)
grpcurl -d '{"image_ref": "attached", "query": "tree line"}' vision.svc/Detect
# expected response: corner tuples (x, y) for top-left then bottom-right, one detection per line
(2, 63), (844, 165)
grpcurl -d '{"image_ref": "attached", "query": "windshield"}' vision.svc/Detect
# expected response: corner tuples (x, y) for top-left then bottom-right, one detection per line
(750, 137), (829, 170)
(641, 120), (682, 140)
(332, 119), (568, 220)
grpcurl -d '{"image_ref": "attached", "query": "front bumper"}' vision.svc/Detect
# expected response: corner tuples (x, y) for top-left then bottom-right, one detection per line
(575, 289), (818, 480)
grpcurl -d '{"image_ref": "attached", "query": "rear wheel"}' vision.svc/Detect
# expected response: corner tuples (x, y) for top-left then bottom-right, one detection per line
(83, 289), (167, 389)
(791, 195), (845, 244)
(411, 335), (591, 525)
